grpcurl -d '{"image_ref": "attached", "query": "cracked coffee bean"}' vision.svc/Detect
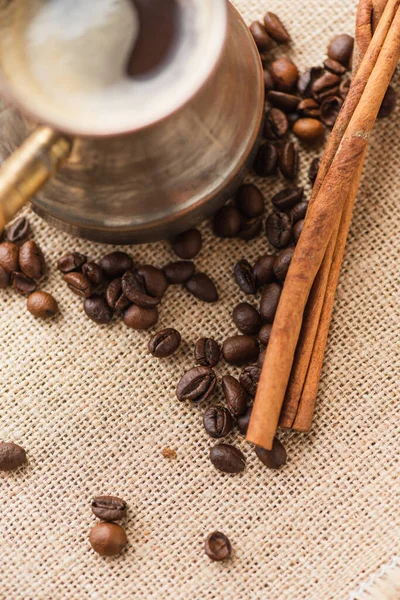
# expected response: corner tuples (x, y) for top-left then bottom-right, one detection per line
(163, 261), (195, 284)
(293, 219), (305, 243)
(186, 272), (218, 303)
(279, 141), (298, 180)
(260, 282), (282, 323)
(263, 11), (291, 44)
(308, 157), (320, 184)
(255, 437), (287, 469)
(123, 304), (158, 330)
(89, 523), (128, 556)
(82, 262), (106, 287)
(203, 406), (233, 439)
(0, 242), (19, 274)
(267, 91), (300, 112)
(12, 272), (37, 296)
(19, 241), (45, 280)
(210, 444), (246, 474)
(321, 96), (343, 127)
(253, 142), (279, 177)
(273, 247), (294, 282)
(106, 278), (131, 312)
(272, 187), (303, 211)
(297, 98), (321, 118)
(222, 335), (259, 366)
(232, 302), (262, 335)
(270, 57), (299, 92)
(205, 531), (232, 561)
(253, 254), (275, 287)
(237, 406), (253, 435)
(27, 291), (58, 319)
(240, 365), (261, 396)
(57, 252), (87, 273)
(235, 184), (265, 218)
(148, 328), (181, 358)
(171, 229), (202, 260)
(137, 265), (168, 299)
(222, 375), (248, 416)
(63, 272), (93, 298)
(122, 271), (160, 308)
(264, 108), (289, 140)
(91, 496), (127, 522)
(234, 259), (257, 295)
(378, 84), (397, 118)
(98, 251), (133, 279)
(84, 296), (113, 324)
(327, 34), (354, 67)
(6, 217), (30, 244)
(249, 21), (273, 52)
(213, 205), (242, 238)
(195, 337), (221, 367)
(0, 441), (27, 471)
(259, 323), (273, 346)
(293, 118), (325, 144)
(176, 366), (217, 403)
(266, 211), (292, 248)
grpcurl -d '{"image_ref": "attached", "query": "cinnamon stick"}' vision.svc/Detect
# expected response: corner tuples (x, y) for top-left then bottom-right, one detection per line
(247, 6), (400, 450)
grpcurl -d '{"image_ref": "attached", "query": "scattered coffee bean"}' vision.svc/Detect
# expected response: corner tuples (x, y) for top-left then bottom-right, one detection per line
(195, 337), (221, 367)
(323, 57), (346, 76)
(0, 242), (19, 274)
(273, 247), (294, 282)
(264, 108), (289, 140)
(267, 91), (300, 112)
(57, 252), (87, 273)
(263, 11), (291, 44)
(106, 278), (131, 312)
(98, 251), (133, 279)
(203, 406), (233, 439)
(279, 141), (298, 180)
(266, 211), (292, 248)
(257, 347), (266, 366)
(0, 441), (27, 471)
(255, 437), (287, 469)
(327, 34), (354, 67)
(63, 272), (93, 299)
(321, 96), (343, 127)
(312, 72), (341, 101)
(249, 21), (273, 52)
(122, 271), (160, 308)
(297, 98), (321, 118)
(378, 84), (397, 118)
(27, 291), (58, 319)
(148, 328), (181, 358)
(272, 187), (304, 211)
(240, 365), (261, 396)
(82, 261), (106, 287)
(210, 444), (246, 474)
(123, 304), (158, 329)
(234, 259), (257, 295)
(222, 374), (248, 416)
(270, 57), (299, 92)
(237, 406), (252, 435)
(186, 272), (218, 303)
(308, 157), (320, 184)
(137, 265), (168, 298)
(84, 296), (113, 324)
(259, 323), (273, 346)
(19, 241), (45, 280)
(222, 335), (259, 366)
(260, 282), (282, 323)
(6, 217), (30, 244)
(89, 522), (128, 556)
(238, 216), (263, 241)
(213, 205), (242, 238)
(205, 531), (232, 561)
(0, 265), (10, 288)
(171, 229), (202, 260)
(253, 254), (275, 286)
(253, 142), (278, 177)
(163, 261), (195, 284)
(232, 302), (262, 335)
(293, 118), (325, 144)
(91, 496), (127, 522)
(293, 219), (305, 243)
(176, 366), (216, 403)
(12, 272), (37, 296)
(263, 69), (275, 91)
(235, 184), (265, 218)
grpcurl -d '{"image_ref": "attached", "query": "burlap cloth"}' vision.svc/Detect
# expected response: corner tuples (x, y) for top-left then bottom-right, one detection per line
(0, 1), (399, 598)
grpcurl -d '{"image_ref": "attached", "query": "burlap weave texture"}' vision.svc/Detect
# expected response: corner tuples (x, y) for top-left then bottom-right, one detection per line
(0, 1), (399, 599)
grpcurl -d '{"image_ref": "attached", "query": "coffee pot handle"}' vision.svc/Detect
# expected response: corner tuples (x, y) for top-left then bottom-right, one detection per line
(0, 126), (72, 235)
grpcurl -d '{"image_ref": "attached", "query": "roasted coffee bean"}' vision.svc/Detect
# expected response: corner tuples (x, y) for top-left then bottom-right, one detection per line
(257, 347), (266, 366)
(232, 302), (262, 335)
(237, 406), (253, 435)
(308, 157), (320, 184)
(279, 141), (298, 180)
(293, 219), (305, 243)
(0, 441), (27, 471)
(213, 205), (242, 238)
(378, 84), (397, 118)
(12, 272), (37, 296)
(210, 444), (246, 474)
(273, 247), (294, 282)
(260, 282), (282, 323)
(249, 21), (273, 52)
(253, 254), (275, 286)
(259, 323), (273, 346)
(205, 531), (232, 561)
(240, 365), (261, 396)
(263, 12), (291, 44)
(89, 523), (128, 556)
(19, 241), (45, 280)
(163, 261), (195, 284)
(137, 265), (168, 298)
(263, 69), (275, 92)
(171, 228), (202, 259)
(297, 66), (324, 98)
(234, 259), (257, 295)
(98, 251), (133, 279)
(222, 335), (259, 366)
(293, 118), (325, 144)
(264, 108), (289, 140)
(203, 406), (233, 439)
(272, 187), (304, 211)
(27, 291), (58, 319)
(106, 278), (131, 312)
(176, 366), (216, 403)
(238, 217), (263, 241)
(57, 252), (87, 273)
(6, 217), (30, 244)
(267, 91), (300, 113)
(122, 271), (160, 308)
(235, 184), (265, 218)
(0, 265), (10, 288)
(321, 96), (343, 127)
(270, 57), (299, 92)
(327, 34), (354, 67)
(186, 272), (218, 303)
(297, 98), (321, 118)
(84, 296), (113, 324)
(63, 272), (93, 298)
(266, 212), (292, 248)
(253, 142), (278, 177)
(91, 496), (127, 522)
(195, 337), (221, 367)
(0, 242), (19, 274)
(255, 437), (287, 469)
(312, 72), (341, 102)
(82, 262), (106, 287)
(123, 304), (158, 329)
(149, 328), (181, 358)
(222, 375), (248, 416)
(323, 57), (346, 75)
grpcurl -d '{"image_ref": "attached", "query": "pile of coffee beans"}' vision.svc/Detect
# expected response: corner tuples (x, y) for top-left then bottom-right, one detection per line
(89, 495), (128, 556)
